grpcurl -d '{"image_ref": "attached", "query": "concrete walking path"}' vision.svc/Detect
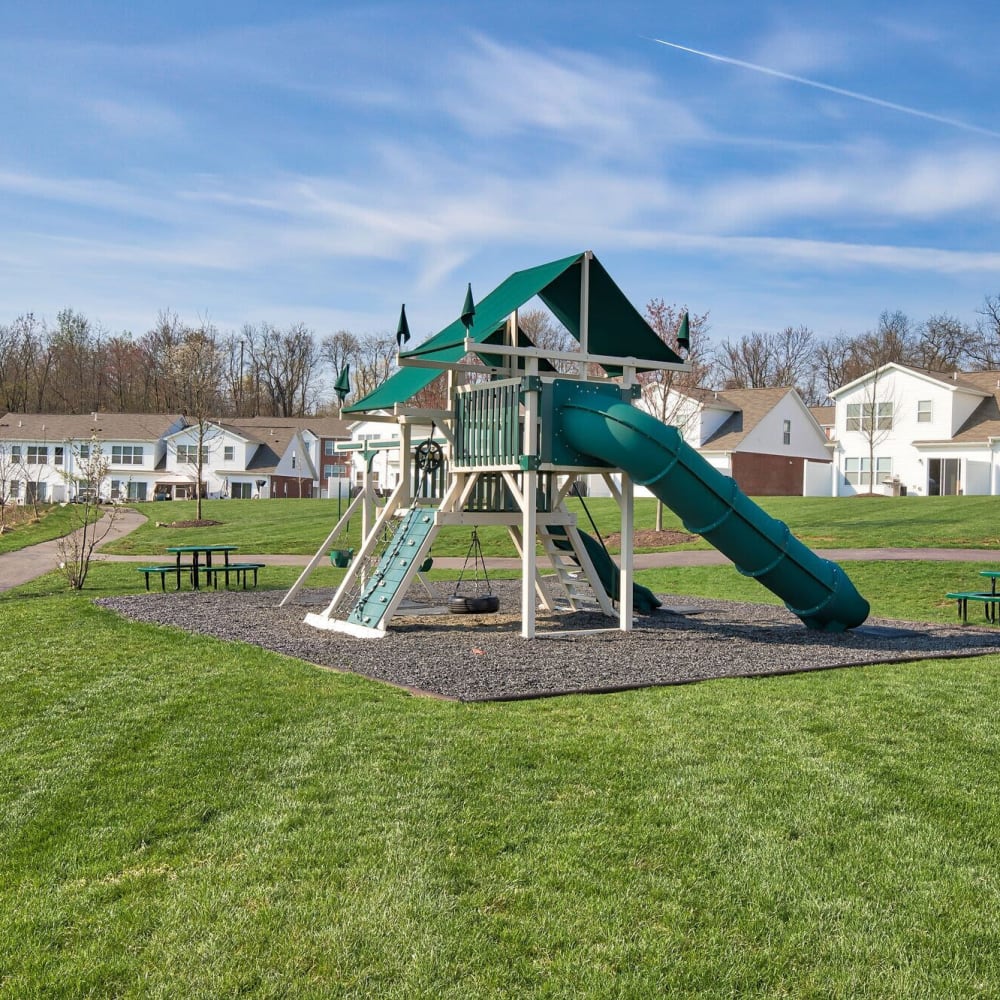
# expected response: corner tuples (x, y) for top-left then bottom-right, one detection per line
(1, 506), (998, 592)
(0, 508), (148, 593)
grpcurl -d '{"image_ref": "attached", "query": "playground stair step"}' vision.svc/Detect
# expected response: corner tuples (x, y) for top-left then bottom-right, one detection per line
(539, 530), (602, 611)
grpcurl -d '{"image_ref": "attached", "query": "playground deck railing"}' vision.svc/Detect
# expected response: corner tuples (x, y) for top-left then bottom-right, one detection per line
(454, 378), (522, 468)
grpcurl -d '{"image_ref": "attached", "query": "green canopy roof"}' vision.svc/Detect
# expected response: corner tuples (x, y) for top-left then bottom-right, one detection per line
(343, 251), (683, 414)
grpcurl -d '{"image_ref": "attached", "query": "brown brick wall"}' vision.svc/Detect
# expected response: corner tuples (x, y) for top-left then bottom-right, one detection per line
(270, 475), (314, 498)
(730, 452), (828, 496)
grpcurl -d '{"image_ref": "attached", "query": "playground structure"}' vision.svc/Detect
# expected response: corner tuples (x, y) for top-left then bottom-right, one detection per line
(284, 251), (870, 638)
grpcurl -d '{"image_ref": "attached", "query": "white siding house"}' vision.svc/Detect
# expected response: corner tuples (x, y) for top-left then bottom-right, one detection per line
(828, 365), (1000, 497)
(0, 412), (186, 502)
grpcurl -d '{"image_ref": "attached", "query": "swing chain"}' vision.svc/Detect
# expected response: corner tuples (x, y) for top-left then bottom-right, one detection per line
(453, 528), (492, 596)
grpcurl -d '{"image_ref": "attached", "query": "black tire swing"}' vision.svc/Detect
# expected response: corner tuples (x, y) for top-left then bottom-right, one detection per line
(449, 528), (500, 614)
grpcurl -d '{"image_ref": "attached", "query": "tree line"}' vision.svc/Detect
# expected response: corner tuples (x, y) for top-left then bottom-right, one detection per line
(3, 294), (1000, 417)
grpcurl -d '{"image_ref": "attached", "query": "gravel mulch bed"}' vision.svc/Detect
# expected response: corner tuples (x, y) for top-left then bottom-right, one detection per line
(96, 580), (1000, 702)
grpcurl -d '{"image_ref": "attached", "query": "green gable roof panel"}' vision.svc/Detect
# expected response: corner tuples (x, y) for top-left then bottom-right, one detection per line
(343, 252), (683, 414)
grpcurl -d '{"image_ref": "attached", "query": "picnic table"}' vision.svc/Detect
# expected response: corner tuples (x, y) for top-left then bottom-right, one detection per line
(137, 545), (265, 592)
(166, 544), (239, 590)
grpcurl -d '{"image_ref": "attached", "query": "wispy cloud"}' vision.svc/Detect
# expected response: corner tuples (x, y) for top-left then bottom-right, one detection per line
(82, 97), (186, 138)
(442, 35), (705, 156)
(651, 37), (1000, 139)
(693, 148), (1000, 230)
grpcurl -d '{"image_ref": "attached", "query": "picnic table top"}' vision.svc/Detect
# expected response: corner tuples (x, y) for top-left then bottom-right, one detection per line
(166, 544), (239, 553)
(980, 570), (1000, 578)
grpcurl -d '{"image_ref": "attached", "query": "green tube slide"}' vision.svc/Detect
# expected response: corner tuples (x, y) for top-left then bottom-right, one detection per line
(559, 397), (870, 632)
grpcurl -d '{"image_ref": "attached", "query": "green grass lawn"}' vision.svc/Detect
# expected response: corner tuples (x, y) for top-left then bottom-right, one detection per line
(0, 504), (82, 554)
(5, 502), (1000, 996)
(98, 493), (1000, 560)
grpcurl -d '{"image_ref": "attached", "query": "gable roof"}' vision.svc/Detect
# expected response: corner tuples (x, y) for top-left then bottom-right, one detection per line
(223, 415), (353, 439)
(344, 251), (684, 414)
(810, 405), (835, 426)
(700, 388), (794, 450)
(0, 412), (185, 442)
(829, 362), (991, 399)
(915, 370), (1000, 445)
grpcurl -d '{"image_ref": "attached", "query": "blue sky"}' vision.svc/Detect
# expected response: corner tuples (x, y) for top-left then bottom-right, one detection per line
(2, 0), (999, 350)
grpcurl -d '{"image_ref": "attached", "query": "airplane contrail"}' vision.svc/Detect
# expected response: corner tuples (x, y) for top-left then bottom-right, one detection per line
(651, 37), (1000, 140)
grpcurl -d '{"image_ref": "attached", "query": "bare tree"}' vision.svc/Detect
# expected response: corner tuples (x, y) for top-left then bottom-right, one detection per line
(246, 322), (319, 417)
(139, 310), (187, 412)
(165, 324), (225, 520)
(851, 366), (898, 494)
(971, 294), (1000, 369)
(714, 325), (818, 401)
(0, 314), (50, 413)
(911, 313), (976, 372)
(0, 443), (17, 533)
(814, 333), (860, 398)
(353, 334), (398, 400)
(55, 438), (123, 589)
(639, 300), (711, 530)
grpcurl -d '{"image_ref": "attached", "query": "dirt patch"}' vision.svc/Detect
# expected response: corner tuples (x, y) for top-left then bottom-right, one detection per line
(165, 519), (223, 528)
(604, 529), (696, 548)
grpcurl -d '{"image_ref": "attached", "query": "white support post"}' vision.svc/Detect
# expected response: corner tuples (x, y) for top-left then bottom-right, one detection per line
(361, 461), (373, 544)
(619, 470), (634, 631)
(400, 422), (412, 506)
(508, 309), (518, 377)
(521, 358), (540, 639)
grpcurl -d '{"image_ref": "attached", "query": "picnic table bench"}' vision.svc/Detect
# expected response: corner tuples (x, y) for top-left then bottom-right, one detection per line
(203, 562), (265, 589)
(945, 591), (1000, 624)
(137, 564), (182, 591)
(946, 571), (1000, 623)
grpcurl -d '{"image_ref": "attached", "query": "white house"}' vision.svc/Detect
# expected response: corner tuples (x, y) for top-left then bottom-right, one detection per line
(829, 364), (1000, 497)
(0, 412), (186, 503)
(341, 417), (442, 495)
(0, 411), (353, 503)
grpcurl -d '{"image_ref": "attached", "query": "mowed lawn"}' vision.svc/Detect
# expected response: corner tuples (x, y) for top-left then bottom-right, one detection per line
(97, 493), (1000, 557)
(3, 500), (1000, 997)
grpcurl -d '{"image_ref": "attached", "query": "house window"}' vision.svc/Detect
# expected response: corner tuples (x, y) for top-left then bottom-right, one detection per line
(917, 400), (932, 423)
(11, 445), (21, 462)
(224, 445), (235, 462)
(232, 482), (252, 499)
(111, 445), (143, 465)
(176, 444), (208, 464)
(79, 443), (90, 459)
(54, 446), (64, 466)
(845, 457), (892, 487)
(782, 419), (791, 446)
(25, 481), (47, 502)
(9, 479), (20, 499)
(845, 402), (893, 432)
(26, 446), (48, 464)
(324, 440), (337, 456)
(127, 481), (148, 501)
